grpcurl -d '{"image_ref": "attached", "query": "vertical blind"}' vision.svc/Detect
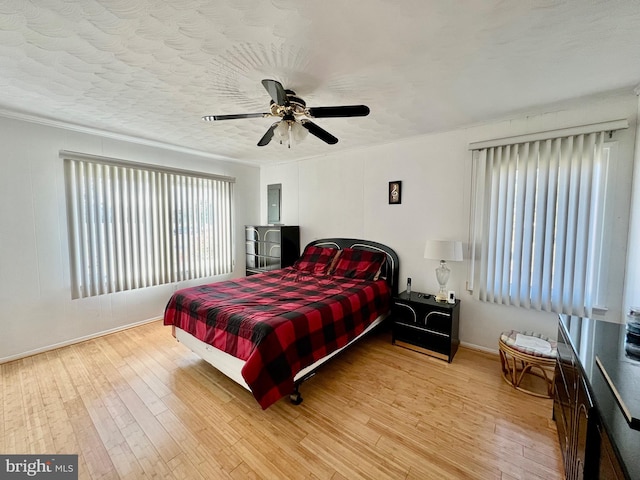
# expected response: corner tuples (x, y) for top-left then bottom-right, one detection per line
(468, 130), (612, 316)
(62, 152), (234, 299)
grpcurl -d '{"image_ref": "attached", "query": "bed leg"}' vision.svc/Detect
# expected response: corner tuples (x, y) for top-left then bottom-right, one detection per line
(289, 385), (303, 405)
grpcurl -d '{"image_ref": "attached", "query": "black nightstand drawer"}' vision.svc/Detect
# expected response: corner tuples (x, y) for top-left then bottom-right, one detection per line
(391, 291), (460, 363)
(425, 310), (452, 335)
(393, 323), (452, 359)
(392, 302), (420, 325)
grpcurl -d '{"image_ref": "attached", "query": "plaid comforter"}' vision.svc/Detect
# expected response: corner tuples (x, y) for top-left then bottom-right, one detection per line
(163, 267), (391, 409)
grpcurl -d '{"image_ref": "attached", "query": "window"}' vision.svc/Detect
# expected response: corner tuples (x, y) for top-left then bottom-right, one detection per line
(468, 124), (623, 317)
(62, 151), (234, 299)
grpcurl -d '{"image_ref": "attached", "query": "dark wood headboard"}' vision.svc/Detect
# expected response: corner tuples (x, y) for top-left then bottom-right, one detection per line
(306, 238), (400, 296)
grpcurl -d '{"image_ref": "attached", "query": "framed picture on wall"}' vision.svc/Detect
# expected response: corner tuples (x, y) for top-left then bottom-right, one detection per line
(389, 181), (402, 204)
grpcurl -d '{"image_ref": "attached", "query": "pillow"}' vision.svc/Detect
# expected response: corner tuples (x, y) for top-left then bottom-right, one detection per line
(330, 248), (386, 281)
(500, 330), (557, 359)
(292, 245), (339, 275)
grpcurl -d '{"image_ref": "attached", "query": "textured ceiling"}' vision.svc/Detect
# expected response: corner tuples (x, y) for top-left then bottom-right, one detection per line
(1, 0), (640, 165)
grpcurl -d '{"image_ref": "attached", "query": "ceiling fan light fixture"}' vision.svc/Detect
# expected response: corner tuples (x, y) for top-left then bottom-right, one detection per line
(291, 120), (308, 143)
(274, 120), (290, 145)
(274, 120), (307, 148)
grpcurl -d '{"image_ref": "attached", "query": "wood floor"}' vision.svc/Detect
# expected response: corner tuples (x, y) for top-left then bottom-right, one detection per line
(1, 320), (563, 480)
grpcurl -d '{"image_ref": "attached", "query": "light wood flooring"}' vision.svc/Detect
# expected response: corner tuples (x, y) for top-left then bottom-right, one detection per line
(1, 320), (563, 479)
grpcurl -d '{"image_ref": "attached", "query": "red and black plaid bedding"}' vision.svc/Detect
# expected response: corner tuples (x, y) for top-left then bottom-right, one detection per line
(163, 267), (391, 409)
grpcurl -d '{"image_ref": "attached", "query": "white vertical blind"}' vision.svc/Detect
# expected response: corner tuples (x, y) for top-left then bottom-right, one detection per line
(63, 152), (235, 299)
(468, 131), (611, 316)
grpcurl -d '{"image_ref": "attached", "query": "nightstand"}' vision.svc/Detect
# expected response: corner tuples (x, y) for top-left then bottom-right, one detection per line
(391, 290), (460, 362)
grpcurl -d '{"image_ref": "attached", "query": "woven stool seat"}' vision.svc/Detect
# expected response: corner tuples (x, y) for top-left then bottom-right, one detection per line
(498, 330), (557, 398)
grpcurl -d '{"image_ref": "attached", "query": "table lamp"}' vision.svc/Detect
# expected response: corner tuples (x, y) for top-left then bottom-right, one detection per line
(423, 240), (463, 302)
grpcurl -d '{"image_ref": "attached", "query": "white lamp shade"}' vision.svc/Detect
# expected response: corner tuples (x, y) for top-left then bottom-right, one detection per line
(291, 121), (308, 142)
(274, 121), (289, 142)
(423, 240), (463, 261)
(274, 120), (308, 146)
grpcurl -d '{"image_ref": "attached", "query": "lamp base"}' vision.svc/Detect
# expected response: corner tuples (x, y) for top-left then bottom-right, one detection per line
(435, 261), (450, 303)
(435, 291), (448, 303)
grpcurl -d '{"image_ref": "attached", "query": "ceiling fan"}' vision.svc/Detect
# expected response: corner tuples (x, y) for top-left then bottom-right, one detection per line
(202, 79), (370, 148)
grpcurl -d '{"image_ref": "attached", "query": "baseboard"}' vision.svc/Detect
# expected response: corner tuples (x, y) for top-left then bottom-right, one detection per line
(460, 341), (499, 356)
(0, 316), (162, 364)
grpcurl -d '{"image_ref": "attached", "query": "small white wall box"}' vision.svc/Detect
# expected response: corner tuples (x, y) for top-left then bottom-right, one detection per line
(447, 291), (455, 304)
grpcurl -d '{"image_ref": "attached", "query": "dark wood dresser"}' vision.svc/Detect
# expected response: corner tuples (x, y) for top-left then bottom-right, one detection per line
(554, 315), (638, 479)
(245, 225), (300, 275)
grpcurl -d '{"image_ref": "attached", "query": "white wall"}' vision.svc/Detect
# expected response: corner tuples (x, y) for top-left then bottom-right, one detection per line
(624, 94), (640, 315)
(261, 91), (638, 351)
(0, 116), (260, 362)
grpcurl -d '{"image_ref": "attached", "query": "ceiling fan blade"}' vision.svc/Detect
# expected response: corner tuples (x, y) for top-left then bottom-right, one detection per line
(261, 79), (289, 106)
(301, 120), (338, 145)
(306, 105), (370, 118)
(202, 113), (267, 121)
(257, 122), (279, 146)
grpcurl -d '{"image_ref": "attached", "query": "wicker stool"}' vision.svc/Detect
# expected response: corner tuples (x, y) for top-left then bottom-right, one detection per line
(499, 330), (557, 398)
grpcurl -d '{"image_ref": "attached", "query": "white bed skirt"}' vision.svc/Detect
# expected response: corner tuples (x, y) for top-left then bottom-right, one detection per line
(174, 312), (388, 392)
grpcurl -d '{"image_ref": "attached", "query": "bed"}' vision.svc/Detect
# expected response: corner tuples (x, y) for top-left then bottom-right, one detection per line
(163, 238), (399, 409)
